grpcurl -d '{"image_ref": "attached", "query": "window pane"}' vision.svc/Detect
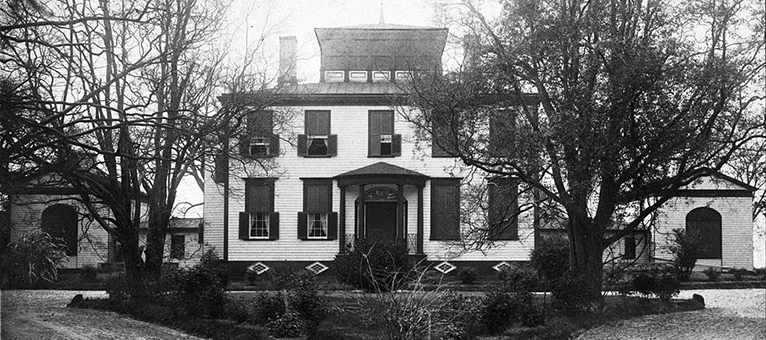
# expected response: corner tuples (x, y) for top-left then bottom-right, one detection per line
(308, 137), (329, 156)
(250, 213), (270, 238)
(308, 213), (328, 238)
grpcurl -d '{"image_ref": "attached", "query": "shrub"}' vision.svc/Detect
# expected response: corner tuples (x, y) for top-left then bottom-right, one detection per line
(667, 229), (703, 281)
(456, 267), (478, 284)
(497, 264), (538, 293)
(628, 264), (680, 301)
(285, 270), (328, 338)
(731, 268), (749, 281)
(0, 230), (68, 288)
(551, 271), (593, 314)
(251, 292), (286, 323)
(79, 264), (99, 282)
(244, 267), (274, 286)
(224, 299), (253, 323)
(529, 237), (570, 285)
(480, 291), (537, 333)
(703, 267), (720, 282)
(334, 238), (412, 292)
(172, 251), (228, 318)
(266, 312), (304, 338)
(755, 268), (766, 278)
(104, 273), (130, 302)
(439, 292), (482, 339)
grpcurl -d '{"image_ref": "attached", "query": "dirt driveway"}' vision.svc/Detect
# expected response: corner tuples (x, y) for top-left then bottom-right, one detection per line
(1, 290), (205, 340)
(576, 289), (766, 340)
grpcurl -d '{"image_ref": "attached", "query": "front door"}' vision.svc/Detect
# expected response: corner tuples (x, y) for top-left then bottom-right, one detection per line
(365, 202), (397, 240)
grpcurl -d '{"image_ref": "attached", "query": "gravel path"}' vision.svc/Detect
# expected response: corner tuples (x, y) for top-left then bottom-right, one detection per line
(576, 289), (766, 340)
(0, 290), (205, 340)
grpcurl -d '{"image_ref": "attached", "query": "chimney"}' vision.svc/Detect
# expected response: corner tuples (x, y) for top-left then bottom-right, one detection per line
(278, 36), (297, 87)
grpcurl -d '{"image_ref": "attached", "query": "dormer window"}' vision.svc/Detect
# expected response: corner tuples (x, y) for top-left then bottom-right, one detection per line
(372, 71), (391, 82)
(395, 71), (413, 81)
(349, 71), (368, 82)
(325, 71), (344, 82)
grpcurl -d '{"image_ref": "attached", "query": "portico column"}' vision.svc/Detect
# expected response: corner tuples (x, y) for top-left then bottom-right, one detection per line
(397, 184), (404, 241)
(417, 185), (424, 255)
(358, 184), (365, 239)
(339, 185), (346, 254)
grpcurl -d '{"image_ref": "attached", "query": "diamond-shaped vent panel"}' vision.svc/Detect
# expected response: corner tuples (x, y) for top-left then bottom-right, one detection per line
(492, 261), (512, 272)
(247, 262), (270, 275)
(434, 261), (457, 274)
(305, 261), (329, 275)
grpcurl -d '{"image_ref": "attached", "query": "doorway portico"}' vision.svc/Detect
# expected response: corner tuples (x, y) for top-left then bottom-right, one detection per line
(335, 162), (428, 255)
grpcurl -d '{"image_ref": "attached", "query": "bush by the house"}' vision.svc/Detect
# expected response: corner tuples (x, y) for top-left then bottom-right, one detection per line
(0, 230), (68, 288)
(286, 270), (328, 338)
(172, 251), (228, 318)
(266, 312), (304, 338)
(497, 264), (539, 292)
(628, 264), (680, 301)
(551, 271), (594, 314)
(334, 238), (412, 292)
(480, 290), (539, 333)
(667, 228), (703, 281)
(703, 267), (720, 282)
(439, 292), (482, 339)
(529, 237), (570, 286)
(457, 266), (478, 284)
(251, 292), (286, 323)
(244, 267), (275, 286)
(731, 268), (749, 281)
(79, 264), (99, 282)
(756, 268), (766, 279)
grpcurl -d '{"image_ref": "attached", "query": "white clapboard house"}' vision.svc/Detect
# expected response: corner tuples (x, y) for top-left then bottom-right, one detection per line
(204, 23), (755, 276)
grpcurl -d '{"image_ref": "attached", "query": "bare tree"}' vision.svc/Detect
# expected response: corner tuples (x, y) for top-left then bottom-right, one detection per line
(1, 0), (282, 289)
(402, 0), (765, 300)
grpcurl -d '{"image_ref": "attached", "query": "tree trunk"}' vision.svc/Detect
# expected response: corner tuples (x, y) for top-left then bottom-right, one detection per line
(144, 208), (171, 281)
(566, 213), (604, 302)
(117, 225), (146, 297)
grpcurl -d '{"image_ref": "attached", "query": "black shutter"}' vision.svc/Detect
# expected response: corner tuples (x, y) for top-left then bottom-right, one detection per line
(269, 212), (279, 240)
(369, 111), (381, 156)
(297, 212), (308, 240)
(392, 134), (402, 156)
(213, 153), (227, 183)
(297, 134), (308, 156)
(328, 135), (338, 156)
(239, 212), (250, 240)
(624, 236), (636, 259)
(269, 134), (280, 156)
(198, 222), (204, 244)
(328, 212), (338, 240)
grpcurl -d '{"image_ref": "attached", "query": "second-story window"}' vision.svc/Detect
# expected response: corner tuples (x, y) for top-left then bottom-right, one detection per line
(240, 110), (280, 158)
(298, 110), (337, 157)
(369, 110), (401, 157)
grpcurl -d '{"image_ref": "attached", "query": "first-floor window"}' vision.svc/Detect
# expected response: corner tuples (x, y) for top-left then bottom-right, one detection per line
(171, 235), (185, 260)
(624, 236), (636, 260)
(308, 213), (328, 238)
(299, 179), (338, 240)
(250, 212), (270, 239)
(239, 178), (279, 241)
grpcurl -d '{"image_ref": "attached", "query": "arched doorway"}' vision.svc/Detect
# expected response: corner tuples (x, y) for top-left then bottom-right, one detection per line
(356, 187), (407, 241)
(686, 207), (722, 259)
(41, 204), (78, 256)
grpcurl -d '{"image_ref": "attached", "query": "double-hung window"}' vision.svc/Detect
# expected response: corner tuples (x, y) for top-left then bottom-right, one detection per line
(298, 110), (337, 157)
(487, 177), (519, 240)
(430, 178), (461, 240)
(240, 110), (280, 158)
(239, 179), (279, 240)
(368, 110), (401, 157)
(298, 179), (338, 240)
